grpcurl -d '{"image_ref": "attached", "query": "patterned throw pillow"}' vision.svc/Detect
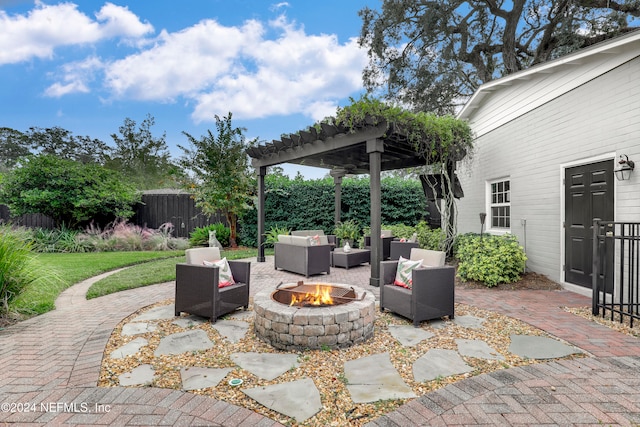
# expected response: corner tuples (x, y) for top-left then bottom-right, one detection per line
(203, 257), (236, 288)
(309, 235), (321, 246)
(394, 256), (423, 289)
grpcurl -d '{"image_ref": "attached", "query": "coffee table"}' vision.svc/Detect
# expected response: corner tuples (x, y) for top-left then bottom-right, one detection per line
(331, 248), (371, 269)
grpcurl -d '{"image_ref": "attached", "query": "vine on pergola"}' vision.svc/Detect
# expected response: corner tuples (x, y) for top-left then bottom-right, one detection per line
(325, 96), (475, 252)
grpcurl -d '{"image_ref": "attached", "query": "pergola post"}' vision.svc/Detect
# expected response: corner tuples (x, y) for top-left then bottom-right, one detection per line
(330, 169), (346, 226)
(257, 166), (266, 263)
(367, 139), (384, 287)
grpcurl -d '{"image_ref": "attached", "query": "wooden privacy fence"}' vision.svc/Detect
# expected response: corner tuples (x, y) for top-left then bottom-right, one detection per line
(0, 190), (227, 239)
(133, 191), (227, 238)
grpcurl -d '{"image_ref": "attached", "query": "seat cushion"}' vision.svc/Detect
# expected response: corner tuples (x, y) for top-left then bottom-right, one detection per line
(394, 256), (423, 289)
(203, 257), (235, 287)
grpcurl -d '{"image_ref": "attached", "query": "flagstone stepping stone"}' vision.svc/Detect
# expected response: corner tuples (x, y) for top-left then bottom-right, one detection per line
(173, 316), (206, 329)
(242, 378), (322, 422)
(132, 304), (175, 322)
(413, 349), (474, 382)
(456, 339), (505, 361)
(453, 315), (485, 329)
(180, 367), (233, 391)
(388, 324), (434, 346)
(509, 334), (583, 359)
(231, 352), (299, 381)
(119, 364), (155, 386)
(110, 337), (148, 359)
(154, 329), (213, 356)
(212, 320), (249, 343)
(343, 352), (416, 403)
(121, 322), (156, 336)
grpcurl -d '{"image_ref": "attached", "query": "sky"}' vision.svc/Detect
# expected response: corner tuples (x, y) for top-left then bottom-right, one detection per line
(0, 0), (380, 179)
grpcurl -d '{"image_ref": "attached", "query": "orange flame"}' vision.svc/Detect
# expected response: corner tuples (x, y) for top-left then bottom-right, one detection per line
(289, 284), (334, 306)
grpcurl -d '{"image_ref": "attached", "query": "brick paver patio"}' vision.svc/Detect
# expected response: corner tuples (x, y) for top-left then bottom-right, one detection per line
(1, 256), (639, 426)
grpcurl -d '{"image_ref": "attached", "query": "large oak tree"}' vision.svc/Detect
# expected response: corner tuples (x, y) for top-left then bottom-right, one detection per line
(359, 0), (640, 113)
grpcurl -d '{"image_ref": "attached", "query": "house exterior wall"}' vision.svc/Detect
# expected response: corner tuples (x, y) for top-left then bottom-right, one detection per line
(456, 55), (640, 284)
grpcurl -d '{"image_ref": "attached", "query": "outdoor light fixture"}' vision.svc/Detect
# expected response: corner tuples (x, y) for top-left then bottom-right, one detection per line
(614, 154), (635, 181)
(479, 212), (487, 239)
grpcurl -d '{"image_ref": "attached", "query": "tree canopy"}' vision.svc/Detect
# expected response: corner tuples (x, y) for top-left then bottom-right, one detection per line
(359, 0), (640, 113)
(0, 155), (140, 228)
(106, 114), (179, 190)
(178, 113), (255, 248)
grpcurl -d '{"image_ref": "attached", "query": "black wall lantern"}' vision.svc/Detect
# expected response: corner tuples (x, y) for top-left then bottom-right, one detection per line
(614, 154), (635, 181)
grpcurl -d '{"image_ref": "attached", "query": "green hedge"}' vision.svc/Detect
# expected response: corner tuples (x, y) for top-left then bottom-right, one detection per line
(239, 175), (427, 247)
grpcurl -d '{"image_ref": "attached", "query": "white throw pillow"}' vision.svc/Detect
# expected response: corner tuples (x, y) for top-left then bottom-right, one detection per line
(394, 256), (423, 289)
(203, 257), (235, 288)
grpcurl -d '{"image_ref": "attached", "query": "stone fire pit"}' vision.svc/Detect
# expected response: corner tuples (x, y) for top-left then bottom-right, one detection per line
(253, 283), (375, 351)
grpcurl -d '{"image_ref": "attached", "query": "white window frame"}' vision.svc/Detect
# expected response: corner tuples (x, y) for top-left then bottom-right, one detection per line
(486, 178), (511, 233)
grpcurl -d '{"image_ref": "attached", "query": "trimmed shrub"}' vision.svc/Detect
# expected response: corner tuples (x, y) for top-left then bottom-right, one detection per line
(455, 233), (527, 287)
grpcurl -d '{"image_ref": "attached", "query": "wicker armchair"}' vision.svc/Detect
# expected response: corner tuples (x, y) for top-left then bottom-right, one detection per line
(380, 248), (454, 327)
(175, 247), (250, 322)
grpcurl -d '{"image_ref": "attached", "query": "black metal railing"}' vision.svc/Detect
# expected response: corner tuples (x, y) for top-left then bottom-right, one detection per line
(592, 221), (640, 327)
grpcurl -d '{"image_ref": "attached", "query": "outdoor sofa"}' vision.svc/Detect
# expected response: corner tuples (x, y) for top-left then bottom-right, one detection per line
(274, 233), (332, 277)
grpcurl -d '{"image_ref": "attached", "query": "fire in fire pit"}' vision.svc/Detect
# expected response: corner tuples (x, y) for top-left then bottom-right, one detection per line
(272, 281), (361, 307)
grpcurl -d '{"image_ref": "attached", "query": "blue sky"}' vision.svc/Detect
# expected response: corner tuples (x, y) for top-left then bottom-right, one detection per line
(0, 0), (380, 179)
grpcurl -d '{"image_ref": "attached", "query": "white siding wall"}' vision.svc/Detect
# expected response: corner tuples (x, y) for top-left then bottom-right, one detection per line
(457, 56), (640, 283)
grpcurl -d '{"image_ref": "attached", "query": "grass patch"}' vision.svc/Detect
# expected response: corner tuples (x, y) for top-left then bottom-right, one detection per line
(12, 251), (185, 315)
(86, 247), (270, 299)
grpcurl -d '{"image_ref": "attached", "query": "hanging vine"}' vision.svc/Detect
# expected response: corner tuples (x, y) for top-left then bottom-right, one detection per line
(329, 95), (475, 253)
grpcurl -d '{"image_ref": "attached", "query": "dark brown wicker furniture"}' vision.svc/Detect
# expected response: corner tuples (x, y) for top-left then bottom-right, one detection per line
(175, 247), (250, 323)
(274, 235), (332, 277)
(380, 248), (454, 327)
(389, 241), (420, 260)
(331, 248), (371, 269)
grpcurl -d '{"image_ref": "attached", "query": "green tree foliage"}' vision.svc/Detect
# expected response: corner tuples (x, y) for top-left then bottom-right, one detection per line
(359, 0), (640, 112)
(26, 126), (110, 164)
(0, 128), (30, 171)
(107, 114), (178, 189)
(178, 113), (255, 248)
(0, 155), (140, 228)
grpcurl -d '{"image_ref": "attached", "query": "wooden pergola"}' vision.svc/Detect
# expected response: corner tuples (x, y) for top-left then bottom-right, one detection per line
(247, 120), (435, 287)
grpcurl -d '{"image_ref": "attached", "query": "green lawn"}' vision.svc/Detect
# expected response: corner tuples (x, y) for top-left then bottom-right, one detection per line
(11, 248), (271, 316)
(85, 247), (265, 299)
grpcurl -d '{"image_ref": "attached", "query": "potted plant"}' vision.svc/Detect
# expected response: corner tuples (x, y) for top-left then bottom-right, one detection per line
(333, 220), (360, 248)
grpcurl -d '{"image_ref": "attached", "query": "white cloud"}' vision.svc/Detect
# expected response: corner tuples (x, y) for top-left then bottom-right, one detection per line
(44, 56), (103, 97)
(0, 1), (153, 65)
(101, 14), (366, 121)
(104, 19), (263, 101)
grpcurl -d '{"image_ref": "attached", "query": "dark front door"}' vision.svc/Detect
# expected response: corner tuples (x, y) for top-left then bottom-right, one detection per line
(565, 160), (614, 288)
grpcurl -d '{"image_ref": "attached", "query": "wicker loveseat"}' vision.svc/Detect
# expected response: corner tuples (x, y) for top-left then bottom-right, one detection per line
(274, 234), (332, 277)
